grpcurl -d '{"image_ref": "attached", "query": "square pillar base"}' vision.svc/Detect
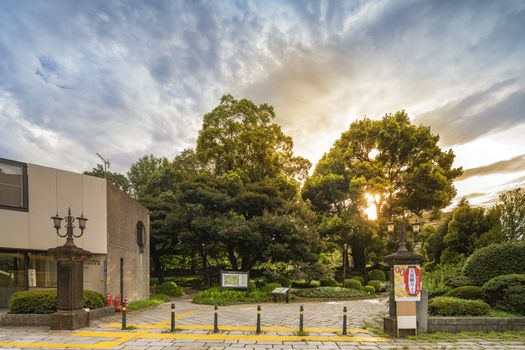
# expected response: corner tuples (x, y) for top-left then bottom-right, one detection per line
(383, 316), (417, 337)
(50, 309), (89, 330)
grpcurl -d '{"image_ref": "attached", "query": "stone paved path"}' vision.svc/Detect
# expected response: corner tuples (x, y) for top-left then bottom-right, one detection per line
(0, 294), (524, 349)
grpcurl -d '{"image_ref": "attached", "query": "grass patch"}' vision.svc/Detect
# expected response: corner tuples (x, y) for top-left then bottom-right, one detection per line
(128, 294), (170, 311)
(294, 287), (367, 298)
(192, 287), (273, 305)
(409, 330), (525, 342)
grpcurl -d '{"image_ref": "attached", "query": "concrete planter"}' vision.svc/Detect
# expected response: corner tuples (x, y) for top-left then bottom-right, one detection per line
(427, 316), (525, 332)
(0, 306), (115, 327)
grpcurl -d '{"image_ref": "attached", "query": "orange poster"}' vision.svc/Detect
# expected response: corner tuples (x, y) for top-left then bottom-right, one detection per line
(394, 265), (421, 301)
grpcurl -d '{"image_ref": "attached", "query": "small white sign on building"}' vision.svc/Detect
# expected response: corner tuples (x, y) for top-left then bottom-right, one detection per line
(28, 268), (36, 287)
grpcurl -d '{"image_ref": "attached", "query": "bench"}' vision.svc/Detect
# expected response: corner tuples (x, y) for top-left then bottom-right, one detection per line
(271, 287), (290, 303)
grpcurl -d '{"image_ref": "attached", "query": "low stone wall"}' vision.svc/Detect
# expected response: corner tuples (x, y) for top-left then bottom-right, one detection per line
(428, 317), (525, 332)
(0, 306), (115, 326)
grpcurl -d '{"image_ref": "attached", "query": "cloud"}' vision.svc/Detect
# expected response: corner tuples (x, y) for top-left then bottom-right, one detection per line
(458, 154), (525, 180)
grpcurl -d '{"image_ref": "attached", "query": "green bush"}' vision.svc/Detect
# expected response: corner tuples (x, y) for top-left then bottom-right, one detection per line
(367, 280), (385, 292)
(192, 287), (272, 305)
(248, 280), (256, 290)
(482, 274), (525, 314)
(320, 277), (338, 287)
(368, 269), (386, 282)
(263, 282), (282, 293)
(156, 282), (185, 297)
(445, 276), (475, 289)
(463, 242), (525, 285)
(292, 280), (320, 288)
(273, 276), (291, 287)
(351, 276), (365, 284)
(428, 296), (490, 316)
(446, 286), (483, 300)
(344, 278), (363, 290)
(294, 287), (366, 298)
(83, 290), (105, 309)
(8, 289), (106, 314)
(363, 285), (375, 294)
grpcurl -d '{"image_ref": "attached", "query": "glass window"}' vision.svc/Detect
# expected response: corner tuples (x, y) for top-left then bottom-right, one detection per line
(0, 252), (26, 307)
(0, 159), (28, 210)
(29, 254), (57, 288)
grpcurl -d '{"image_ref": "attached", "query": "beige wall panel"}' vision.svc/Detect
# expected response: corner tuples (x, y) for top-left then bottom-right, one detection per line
(79, 175), (107, 253)
(0, 210), (29, 248)
(27, 164), (60, 249)
(83, 254), (106, 295)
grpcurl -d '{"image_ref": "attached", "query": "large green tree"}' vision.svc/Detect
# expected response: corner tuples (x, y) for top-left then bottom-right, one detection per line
(499, 188), (525, 241)
(303, 111), (462, 271)
(84, 164), (131, 194)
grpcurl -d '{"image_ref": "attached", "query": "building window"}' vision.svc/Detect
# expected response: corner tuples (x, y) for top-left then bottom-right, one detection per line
(136, 221), (146, 253)
(0, 158), (28, 211)
(28, 253), (56, 288)
(0, 252), (26, 307)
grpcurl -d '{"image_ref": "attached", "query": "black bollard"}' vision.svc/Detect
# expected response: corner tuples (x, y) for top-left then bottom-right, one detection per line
(342, 306), (347, 335)
(299, 305), (304, 333)
(171, 303), (176, 332)
(121, 300), (127, 330)
(213, 304), (219, 333)
(256, 305), (261, 334)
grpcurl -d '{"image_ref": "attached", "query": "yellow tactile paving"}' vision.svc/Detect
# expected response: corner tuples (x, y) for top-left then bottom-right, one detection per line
(75, 330), (388, 343)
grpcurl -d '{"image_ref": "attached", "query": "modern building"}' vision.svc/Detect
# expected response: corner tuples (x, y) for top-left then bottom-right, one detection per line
(0, 157), (150, 307)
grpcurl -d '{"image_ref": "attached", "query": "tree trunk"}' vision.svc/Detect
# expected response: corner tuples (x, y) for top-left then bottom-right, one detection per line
(153, 253), (165, 284)
(351, 247), (367, 273)
(227, 248), (238, 270)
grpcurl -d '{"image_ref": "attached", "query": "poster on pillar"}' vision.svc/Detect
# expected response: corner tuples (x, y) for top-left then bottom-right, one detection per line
(394, 265), (421, 301)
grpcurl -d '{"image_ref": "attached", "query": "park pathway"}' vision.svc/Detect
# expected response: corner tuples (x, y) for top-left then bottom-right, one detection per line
(0, 294), (524, 349)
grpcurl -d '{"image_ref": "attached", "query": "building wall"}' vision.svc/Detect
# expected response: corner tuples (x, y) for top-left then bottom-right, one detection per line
(83, 254), (106, 294)
(106, 184), (149, 302)
(0, 163), (107, 253)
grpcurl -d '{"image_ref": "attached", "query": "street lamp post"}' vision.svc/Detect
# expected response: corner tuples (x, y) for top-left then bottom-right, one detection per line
(48, 207), (92, 330)
(384, 215), (423, 337)
(342, 242), (348, 288)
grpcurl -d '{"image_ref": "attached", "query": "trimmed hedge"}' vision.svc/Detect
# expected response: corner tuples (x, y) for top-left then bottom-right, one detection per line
(428, 296), (490, 316)
(156, 282), (185, 297)
(344, 278), (363, 290)
(363, 285), (375, 294)
(263, 282), (282, 293)
(482, 274), (525, 315)
(463, 242), (525, 286)
(294, 287), (367, 298)
(445, 276), (475, 289)
(320, 277), (339, 287)
(368, 269), (386, 282)
(367, 280), (385, 292)
(8, 289), (105, 314)
(446, 286), (483, 300)
(351, 276), (365, 285)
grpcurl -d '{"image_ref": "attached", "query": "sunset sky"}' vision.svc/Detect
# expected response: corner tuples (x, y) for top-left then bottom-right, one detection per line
(1, 0), (524, 208)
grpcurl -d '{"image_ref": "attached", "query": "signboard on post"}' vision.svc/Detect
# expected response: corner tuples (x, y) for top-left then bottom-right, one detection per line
(220, 270), (249, 290)
(393, 265), (421, 301)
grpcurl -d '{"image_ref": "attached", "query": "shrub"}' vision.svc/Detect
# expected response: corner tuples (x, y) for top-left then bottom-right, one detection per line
(192, 287), (272, 305)
(320, 277), (338, 287)
(445, 276), (475, 289)
(363, 285), (375, 295)
(463, 242), (525, 285)
(368, 269), (386, 282)
(446, 286), (483, 300)
(367, 280), (385, 292)
(274, 276), (291, 287)
(8, 289), (106, 314)
(248, 280), (256, 290)
(156, 282), (185, 297)
(351, 276), (365, 284)
(83, 290), (105, 309)
(428, 296), (490, 316)
(8, 290), (57, 314)
(263, 282), (282, 293)
(344, 279), (363, 290)
(481, 274), (525, 314)
(294, 287), (366, 298)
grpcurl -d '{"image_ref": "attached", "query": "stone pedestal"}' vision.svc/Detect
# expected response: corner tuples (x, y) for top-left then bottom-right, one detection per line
(383, 249), (424, 337)
(48, 245), (91, 330)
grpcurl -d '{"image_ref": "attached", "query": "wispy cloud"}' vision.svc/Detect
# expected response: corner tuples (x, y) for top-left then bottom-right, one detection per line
(459, 154), (525, 180)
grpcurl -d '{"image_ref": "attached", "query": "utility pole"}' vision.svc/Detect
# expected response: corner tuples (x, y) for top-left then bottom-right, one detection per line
(96, 153), (110, 178)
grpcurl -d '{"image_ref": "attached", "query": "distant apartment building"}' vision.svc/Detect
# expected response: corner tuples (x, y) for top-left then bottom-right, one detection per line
(0, 157), (150, 307)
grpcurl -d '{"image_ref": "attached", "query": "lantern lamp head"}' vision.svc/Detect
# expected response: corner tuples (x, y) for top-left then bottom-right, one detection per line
(51, 213), (63, 232)
(412, 221), (420, 234)
(77, 213), (88, 232)
(387, 221), (395, 233)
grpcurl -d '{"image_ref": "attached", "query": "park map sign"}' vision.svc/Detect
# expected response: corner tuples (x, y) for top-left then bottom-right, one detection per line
(220, 270), (249, 289)
(393, 265), (421, 301)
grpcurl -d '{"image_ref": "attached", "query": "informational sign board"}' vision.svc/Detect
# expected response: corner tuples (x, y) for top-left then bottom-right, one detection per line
(28, 268), (36, 287)
(394, 264), (421, 301)
(220, 270), (249, 289)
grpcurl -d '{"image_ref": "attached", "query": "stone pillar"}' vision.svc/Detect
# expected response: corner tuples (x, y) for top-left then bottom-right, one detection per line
(48, 245), (91, 330)
(383, 249), (424, 337)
